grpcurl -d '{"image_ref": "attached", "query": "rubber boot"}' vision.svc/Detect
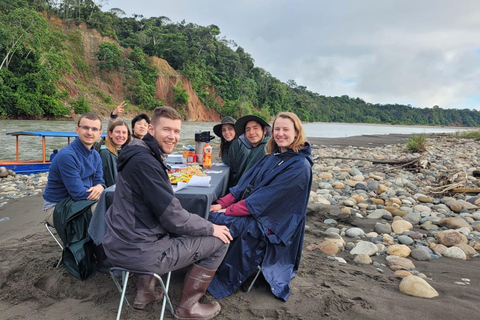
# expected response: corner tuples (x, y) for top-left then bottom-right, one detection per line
(175, 264), (221, 320)
(133, 275), (164, 310)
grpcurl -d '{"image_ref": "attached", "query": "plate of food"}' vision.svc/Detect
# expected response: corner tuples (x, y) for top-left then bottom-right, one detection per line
(168, 172), (192, 185)
(168, 166), (206, 185)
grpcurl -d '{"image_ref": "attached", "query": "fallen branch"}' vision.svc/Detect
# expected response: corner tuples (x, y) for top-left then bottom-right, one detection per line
(452, 188), (480, 193)
(318, 156), (423, 165)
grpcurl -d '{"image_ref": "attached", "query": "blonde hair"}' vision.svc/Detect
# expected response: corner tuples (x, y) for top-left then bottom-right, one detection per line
(105, 121), (131, 156)
(266, 112), (306, 154)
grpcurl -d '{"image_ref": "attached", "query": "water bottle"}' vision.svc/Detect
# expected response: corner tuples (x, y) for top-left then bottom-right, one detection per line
(203, 142), (212, 169)
(0, 217), (9, 222)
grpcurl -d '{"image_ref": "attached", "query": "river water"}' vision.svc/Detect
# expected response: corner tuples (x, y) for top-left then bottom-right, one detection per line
(0, 119), (473, 161)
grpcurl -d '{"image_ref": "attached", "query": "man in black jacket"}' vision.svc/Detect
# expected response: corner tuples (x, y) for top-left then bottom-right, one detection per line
(103, 106), (232, 319)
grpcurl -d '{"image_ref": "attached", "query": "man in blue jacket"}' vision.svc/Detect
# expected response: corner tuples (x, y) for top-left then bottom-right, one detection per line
(43, 112), (105, 225)
(103, 106), (232, 319)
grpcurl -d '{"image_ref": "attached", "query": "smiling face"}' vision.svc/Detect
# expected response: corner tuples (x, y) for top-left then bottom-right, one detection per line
(76, 118), (102, 149)
(148, 117), (181, 154)
(133, 119), (149, 139)
(108, 124), (129, 148)
(273, 117), (297, 153)
(221, 124), (236, 142)
(245, 120), (266, 147)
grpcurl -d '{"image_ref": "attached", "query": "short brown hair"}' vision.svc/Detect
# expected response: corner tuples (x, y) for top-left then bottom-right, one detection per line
(266, 112), (306, 154)
(77, 112), (102, 128)
(151, 106), (181, 126)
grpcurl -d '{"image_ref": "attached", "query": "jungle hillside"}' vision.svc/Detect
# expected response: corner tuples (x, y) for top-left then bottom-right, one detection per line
(1, 0), (480, 126)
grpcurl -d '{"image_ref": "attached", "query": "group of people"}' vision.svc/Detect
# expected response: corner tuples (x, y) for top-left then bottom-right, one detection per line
(43, 103), (313, 319)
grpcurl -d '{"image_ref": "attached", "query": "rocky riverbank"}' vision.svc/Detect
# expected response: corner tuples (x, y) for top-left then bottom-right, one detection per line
(306, 134), (480, 298)
(0, 168), (47, 209)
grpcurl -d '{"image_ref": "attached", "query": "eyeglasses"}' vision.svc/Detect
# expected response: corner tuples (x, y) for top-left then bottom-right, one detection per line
(79, 125), (101, 132)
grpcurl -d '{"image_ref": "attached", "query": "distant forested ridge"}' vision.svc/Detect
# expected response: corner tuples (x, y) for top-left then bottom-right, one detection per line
(1, 0), (479, 126)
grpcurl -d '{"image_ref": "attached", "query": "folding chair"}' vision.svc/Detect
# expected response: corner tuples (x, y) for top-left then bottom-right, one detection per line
(44, 221), (63, 268)
(246, 265), (262, 293)
(109, 267), (174, 320)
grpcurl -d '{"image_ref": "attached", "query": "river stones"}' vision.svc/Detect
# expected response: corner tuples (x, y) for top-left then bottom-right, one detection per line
(387, 257), (415, 271)
(438, 217), (472, 231)
(353, 253), (372, 264)
(410, 248), (432, 261)
(436, 230), (468, 247)
(392, 220), (413, 234)
(387, 244), (411, 258)
(443, 247), (467, 260)
(399, 276), (439, 298)
(374, 222), (392, 234)
(350, 241), (378, 256)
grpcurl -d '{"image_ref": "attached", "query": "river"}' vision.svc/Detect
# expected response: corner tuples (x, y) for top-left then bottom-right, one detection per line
(0, 119), (473, 161)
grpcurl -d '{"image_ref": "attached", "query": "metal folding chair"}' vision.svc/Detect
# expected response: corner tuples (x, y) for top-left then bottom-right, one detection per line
(109, 267), (174, 320)
(246, 265), (262, 293)
(44, 221), (63, 268)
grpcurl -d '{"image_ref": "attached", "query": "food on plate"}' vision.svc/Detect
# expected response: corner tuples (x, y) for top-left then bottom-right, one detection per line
(168, 166), (206, 184)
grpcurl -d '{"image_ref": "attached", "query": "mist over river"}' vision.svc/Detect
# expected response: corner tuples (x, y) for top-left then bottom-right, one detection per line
(0, 119), (472, 161)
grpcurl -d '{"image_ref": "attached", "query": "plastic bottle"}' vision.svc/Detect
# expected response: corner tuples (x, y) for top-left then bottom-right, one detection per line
(187, 147), (196, 164)
(203, 142), (212, 169)
(183, 145), (193, 164)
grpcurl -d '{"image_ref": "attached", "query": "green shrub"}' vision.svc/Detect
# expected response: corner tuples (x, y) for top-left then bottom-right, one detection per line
(40, 95), (69, 117)
(459, 130), (480, 140)
(97, 42), (122, 71)
(405, 134), (427, 153)
(173, 81), (189, 107)
(72, 97), (91, 114)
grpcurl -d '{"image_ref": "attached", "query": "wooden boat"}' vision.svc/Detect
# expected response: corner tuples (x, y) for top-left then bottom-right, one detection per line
(0, 131), (103, 174)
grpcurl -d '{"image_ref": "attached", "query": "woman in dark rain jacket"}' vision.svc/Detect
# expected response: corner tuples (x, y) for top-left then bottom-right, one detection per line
(208, 111), (313, 301)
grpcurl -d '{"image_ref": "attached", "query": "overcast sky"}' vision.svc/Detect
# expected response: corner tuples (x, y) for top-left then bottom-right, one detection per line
(102, 0), (480, 110)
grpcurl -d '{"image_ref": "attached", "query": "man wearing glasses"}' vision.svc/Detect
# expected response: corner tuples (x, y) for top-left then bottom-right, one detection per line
(43, 112), (105, 226)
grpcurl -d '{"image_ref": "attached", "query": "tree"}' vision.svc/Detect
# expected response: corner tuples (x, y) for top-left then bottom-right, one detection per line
(97, 42), (122, 70)
(0, 8), (49, 71)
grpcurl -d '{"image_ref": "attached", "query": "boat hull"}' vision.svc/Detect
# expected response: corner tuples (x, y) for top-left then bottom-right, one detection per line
(1, 163), (50, 174)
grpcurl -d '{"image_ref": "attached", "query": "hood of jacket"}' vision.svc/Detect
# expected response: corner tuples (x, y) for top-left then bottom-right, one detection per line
(274, 142), (313, 167)
(238, 126), (272, 149)
(117, 133), (168, 172)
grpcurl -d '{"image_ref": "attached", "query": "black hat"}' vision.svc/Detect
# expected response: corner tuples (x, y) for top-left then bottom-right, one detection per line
(234, 115), (270, 136)
(213, 116), (236, 138)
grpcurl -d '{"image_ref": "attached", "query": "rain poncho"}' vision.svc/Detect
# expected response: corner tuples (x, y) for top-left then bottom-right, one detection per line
(208, 143), (313, 301)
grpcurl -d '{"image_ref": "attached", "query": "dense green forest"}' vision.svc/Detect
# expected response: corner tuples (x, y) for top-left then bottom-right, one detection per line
(1, 0), (479, 126)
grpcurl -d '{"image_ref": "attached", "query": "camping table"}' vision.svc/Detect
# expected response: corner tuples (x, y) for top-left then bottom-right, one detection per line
(88, 164), (230, 245)
(173, 165), (230, 219)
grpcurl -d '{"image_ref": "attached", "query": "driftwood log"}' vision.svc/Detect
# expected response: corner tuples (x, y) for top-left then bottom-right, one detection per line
(318, 155), (425, 171)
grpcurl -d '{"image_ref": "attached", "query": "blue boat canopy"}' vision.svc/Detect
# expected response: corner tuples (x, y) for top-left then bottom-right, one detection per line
(6, 131), (106, 137)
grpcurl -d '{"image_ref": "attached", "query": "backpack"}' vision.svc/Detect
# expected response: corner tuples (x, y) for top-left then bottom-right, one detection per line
(53, 198), (97, 281)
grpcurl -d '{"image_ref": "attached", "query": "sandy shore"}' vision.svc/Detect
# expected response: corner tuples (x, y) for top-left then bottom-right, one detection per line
(1, 133), (480, 320)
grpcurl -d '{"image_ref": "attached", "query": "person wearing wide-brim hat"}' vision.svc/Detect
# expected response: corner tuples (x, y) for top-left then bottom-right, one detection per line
(213, 116), (237, 164)
(226, 115), (271, 187)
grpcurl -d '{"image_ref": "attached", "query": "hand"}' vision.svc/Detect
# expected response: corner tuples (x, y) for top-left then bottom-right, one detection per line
(210, 204), (222, 212)
(112, 101), (126, 116)
(86, 184), (104, 201)
(212, 224), (233, 244)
